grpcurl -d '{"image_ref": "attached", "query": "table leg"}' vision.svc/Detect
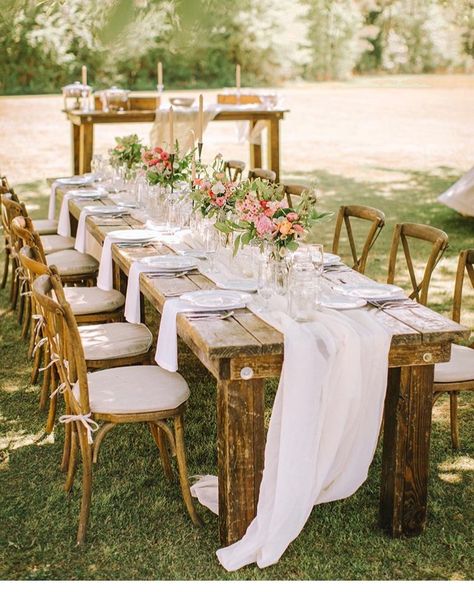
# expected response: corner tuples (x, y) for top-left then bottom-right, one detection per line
(79, 122), (94, 174)
(268, 116), (281, 182)
(71, 123), (80, 175)
(249, 120), (262, 170)
(379, 364), (434, 536)
(217, 377), (265, 546)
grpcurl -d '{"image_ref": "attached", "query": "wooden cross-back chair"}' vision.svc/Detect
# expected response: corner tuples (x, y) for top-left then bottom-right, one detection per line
(1, 195), (28, 309)
(433, 249), (474, 448)
(387, 222), (449, 305)
(248, 168), (277, 183)
(224, 160), (246, 182)
(282, 183), (311, 209)
(332, 204), (386, 275)
(19, 243), (150, 432)
(32, 270), (201, 544)
(10, 214), (98, 287)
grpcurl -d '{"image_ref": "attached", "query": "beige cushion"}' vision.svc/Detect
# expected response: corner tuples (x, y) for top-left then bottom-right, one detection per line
(73, 365), (189, 414)
(32, 219), (58, 235)
(46, 249), (98, 277)
(41, 234), (76, 254)
(434, 344), (474, 383)
(64, 286), (125, 316)
(79, 322), (152, 361)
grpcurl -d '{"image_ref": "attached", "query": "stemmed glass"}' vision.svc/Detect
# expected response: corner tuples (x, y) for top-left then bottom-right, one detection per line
(307, 244), (324, 306)
(257, 256), (273, 310)
(204, 222), (220, 272)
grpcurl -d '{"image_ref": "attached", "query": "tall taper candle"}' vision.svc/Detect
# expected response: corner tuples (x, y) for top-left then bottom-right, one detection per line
(81, 65), (87, 86)
(191, 152), (196, 181)
(198, 94), (204, 143)
(236, 64), (241, 90)
(169, 106), (174, 152)
(157, 61), (163, 87)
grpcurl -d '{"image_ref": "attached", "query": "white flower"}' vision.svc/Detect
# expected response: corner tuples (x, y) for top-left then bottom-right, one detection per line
(211, 181), (226, 195)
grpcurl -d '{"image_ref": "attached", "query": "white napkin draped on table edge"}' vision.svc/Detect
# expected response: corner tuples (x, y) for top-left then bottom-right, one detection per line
(48, 181), (61, 220)
(437, 164), (474, 217)
(184, 295), (392, 571)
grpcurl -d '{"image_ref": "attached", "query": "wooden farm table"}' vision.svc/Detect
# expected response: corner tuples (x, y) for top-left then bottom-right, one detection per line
(66, 194), (468, 546)
(64, 106), (288, 181)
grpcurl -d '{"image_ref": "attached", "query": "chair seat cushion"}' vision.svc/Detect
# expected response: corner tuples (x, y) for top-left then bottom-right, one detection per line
(64, 286), (125, 316)
(73, 365), (189, 414)
(46, 249), (98, 277)
(79, 322), (152, 361)
(41, 234), (76, 254)
(32, 219), (58, 235)
(434, 344), (474, 383)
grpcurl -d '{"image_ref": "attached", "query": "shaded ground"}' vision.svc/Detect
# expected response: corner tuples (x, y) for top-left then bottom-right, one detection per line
(0, 75), (473, 580)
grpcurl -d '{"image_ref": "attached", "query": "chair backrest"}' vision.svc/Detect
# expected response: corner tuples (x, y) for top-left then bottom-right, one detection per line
(10, 215), (47, 263)
(1, 195), (27, 243)
(224, 160), (246, 183)
(248, 168), (276, 183)
(32, 271), (90, 415)
(282, 183), (312, 209)
(387, 222), (449, 305)
(332, 204), (385, 275)
(19, 245), (49, 283)
(452, 249), (474, 324)
(0, 176), (19, 200)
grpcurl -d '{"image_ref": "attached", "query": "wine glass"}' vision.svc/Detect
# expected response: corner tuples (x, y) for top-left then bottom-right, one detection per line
(204, 222), (219, 272)
(257, 257), (273, 310)
(307, 243), (324, 306)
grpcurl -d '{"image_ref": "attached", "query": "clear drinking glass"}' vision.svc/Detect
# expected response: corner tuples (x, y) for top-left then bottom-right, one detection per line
(204, 222), (220, 271)
(257, 257), (274, 310)
(272, 259), (289, 297)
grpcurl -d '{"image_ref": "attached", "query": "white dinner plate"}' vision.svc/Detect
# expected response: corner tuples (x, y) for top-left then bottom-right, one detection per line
(57, 175), (94, 185)
(141, 254), (199, 271)
(214, 277), (258, 293)
(180, 290), (251, 310)
(320, 291), (367, 310)
(109, 229), (158, 242)
(69, 189), (103, 198)
(339, 283), (405, 302)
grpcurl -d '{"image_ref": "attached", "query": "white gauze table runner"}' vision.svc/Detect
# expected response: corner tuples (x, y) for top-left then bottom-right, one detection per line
(170, 296), (392, 571)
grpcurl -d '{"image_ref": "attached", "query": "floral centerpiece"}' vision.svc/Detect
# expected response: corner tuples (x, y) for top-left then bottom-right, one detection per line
(142, 141), (193, 187)
(109, 134), (146, 170)
(190, 154), (237, 219)
(215, 178), (329, 258)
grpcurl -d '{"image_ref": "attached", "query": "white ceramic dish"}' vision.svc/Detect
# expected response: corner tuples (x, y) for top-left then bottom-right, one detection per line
(214, 278), (258, 293)
(141, 255), (199, 271)
(180, 290), (251, 310)
(339, 283), (405, 302)
(323, 253), (342, 266)
(85, 205), (128, 215)
(57, 175), (94, 185)
(320, 292), (367, 310)
(110, 229), (158, 242)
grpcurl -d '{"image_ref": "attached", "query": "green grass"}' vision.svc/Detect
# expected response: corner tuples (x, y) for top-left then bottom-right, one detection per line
(1, 168), (473, 580)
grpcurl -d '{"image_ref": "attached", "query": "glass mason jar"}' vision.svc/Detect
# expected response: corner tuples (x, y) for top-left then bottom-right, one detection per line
(288, 252), (318, 322)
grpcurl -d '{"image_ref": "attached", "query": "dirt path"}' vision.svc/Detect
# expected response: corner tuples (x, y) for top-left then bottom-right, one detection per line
(1, 74), (473, 185)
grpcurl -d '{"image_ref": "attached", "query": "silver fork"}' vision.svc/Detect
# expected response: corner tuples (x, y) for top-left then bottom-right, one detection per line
(146, 270), (189, 278)
(185, 310), (235, 321)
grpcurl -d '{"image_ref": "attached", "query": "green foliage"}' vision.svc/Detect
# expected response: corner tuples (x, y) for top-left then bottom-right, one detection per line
(0, 0), (473, 94)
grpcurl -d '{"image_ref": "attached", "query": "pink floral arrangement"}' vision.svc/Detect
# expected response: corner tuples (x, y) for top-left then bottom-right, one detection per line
(215, 178), (327, 257)
(191, 154), (237, 218)
(142, 143), (193, 186)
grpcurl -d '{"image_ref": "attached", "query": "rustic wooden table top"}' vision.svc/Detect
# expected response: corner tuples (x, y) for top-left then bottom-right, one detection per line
(67, 193), (469, 374)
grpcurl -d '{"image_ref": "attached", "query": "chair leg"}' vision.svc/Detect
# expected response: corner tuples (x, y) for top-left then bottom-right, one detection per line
(39, 362), (51, 410)
(31, 340), (43, 385)
(149, 422), (173, 481)
(61, 417), (72, 473)
(173, 414), (202, 527)
(449, 391), (459, 450)
(45, 369), (58, 434)
(65, 425), (78, 492)
(77, 427), (93, 545)
(10, 260), (19, 310)
(17, 286), (25, 325)
(1, 243), (9, 289)
(21, 295), (31, 339)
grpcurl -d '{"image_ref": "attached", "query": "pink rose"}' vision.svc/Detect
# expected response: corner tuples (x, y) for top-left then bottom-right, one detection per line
(287, 212), (298, 222)
(255, 215), (274, 237)
(215, 197), (226, 207)
(293, 224), (304, 233)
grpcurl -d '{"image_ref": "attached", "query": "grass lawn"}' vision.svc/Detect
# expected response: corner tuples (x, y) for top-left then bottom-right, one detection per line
(1, 165), (473, 581)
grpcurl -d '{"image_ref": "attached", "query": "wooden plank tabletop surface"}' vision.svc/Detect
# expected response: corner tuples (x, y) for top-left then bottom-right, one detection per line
(67, 192), (469, 373)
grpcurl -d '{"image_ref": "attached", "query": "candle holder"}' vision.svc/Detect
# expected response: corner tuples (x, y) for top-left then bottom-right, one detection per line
(197, 141), (203, 162)
(156, 84), (164, 110)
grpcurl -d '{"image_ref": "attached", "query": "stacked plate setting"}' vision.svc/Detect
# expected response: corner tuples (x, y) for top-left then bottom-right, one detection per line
(141, 254), (199, 274)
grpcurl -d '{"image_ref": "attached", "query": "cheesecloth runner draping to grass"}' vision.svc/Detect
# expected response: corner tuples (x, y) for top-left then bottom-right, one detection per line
(189, 302), (391, 571)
